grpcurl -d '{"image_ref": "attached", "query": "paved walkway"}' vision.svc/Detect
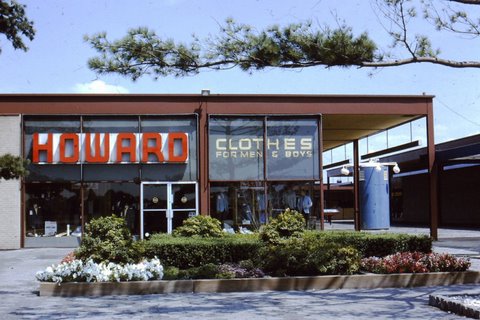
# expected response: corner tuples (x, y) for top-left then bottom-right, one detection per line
(1, 227), (480, 319)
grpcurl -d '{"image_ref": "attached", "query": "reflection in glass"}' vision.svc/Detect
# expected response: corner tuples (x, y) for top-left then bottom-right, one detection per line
(83, 116), (139, 133)
(24, 116), (81, 182)
(83, 164), (139, 182)
(172, 184), (196, 210)
(210, 182), (265, 230)
(144, 211), (168, 234)
(267, 182), (316, 220)
(142, 184), (168, 209)
(266, 118), (319, 180)
(210, 181), (318, 230)
(141, 116), (197, 181)
(209, 118), (264, 180)
(25, 183), (81, 237)
(172, 211), (192, 231)
(84, 182), (140, 235)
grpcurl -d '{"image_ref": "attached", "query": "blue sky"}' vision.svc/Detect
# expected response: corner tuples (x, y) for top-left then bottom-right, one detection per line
(1, 0), (480, 146)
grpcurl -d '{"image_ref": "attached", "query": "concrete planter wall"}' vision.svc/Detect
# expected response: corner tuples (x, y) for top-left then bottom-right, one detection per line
(39, 271), (480, 297)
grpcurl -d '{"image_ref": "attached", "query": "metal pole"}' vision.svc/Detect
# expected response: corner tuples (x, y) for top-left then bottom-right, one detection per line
(353, 139), (361, 231)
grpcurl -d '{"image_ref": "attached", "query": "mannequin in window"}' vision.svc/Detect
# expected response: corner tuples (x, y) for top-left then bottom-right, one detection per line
(240, 202), (253, 224)
(121, 204), (135, 231)
(257, 193), (266, 223)
(283, 187), (296, 210)
(216, 192), (229, 219)
(300, 191), (313, 225)
(28, 203), (43, 236)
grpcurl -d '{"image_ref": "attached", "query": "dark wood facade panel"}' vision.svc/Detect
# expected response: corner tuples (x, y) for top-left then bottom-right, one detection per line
(0, 94), (433, 116)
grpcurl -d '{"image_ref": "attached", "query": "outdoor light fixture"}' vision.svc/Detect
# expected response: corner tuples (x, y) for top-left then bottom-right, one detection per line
(393, 164), (401, 174)
(340, 159), (401, 175)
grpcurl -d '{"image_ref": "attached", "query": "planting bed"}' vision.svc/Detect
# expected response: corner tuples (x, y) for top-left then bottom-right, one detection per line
(40, 270), (480, 297)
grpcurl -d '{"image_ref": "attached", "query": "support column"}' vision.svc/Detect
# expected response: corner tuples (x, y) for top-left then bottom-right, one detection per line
(353, 139), (361, 231)
(198, 101), (209, 215)
(318, 115), (324, 231)
(427, 105), (438, 240)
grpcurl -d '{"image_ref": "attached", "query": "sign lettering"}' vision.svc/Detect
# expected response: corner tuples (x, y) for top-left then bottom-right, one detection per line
(32, 132), (189, 164)
(214, 137), (313, 159)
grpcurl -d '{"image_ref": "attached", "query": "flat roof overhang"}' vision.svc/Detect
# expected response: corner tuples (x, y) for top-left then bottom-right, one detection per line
(0, 93), (433, 152)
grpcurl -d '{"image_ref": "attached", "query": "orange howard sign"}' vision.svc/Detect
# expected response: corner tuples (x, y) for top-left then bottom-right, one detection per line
(32, 132), (189, 164)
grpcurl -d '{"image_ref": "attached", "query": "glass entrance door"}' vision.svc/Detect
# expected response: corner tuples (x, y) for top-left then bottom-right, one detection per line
(141, 182), (198, 238)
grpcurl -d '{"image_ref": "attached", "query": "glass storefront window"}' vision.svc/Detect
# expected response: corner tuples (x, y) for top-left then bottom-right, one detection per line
(141, 116), (197, 181)
(210, 181), (318, 229)
(208, 116), (322, 228)
(209, 118), (264, 181)
(82, 116), (140, 180)
(266, 118), (319, 180)
(267, 182), (316, 220)
(83, 164), (139, 182)
(24, 116), (81, 182)
(22, 115), (199, 243)
(25, 183), (81, 237)
(84, 182), (140, 235)
(210, 182), (266, 230)
(83, 117), (139, 133)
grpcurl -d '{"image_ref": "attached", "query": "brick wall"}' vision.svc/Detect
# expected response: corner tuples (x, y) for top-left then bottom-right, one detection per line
(0, 116), (22, 249)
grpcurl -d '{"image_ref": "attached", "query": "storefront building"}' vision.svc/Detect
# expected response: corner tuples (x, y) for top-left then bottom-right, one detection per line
(0, 94), (436, 249)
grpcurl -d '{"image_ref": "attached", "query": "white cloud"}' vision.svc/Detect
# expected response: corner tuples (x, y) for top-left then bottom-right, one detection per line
(73, 80), (129, 94)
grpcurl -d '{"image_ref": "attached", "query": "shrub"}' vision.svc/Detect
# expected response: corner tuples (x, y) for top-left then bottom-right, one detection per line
(163, 266), (181, 280)
(259, 208), (305, 244)
(75, 215), (142, 264)
(217, 262), (265, 279)
(177, 263), (219, 279)
(143, 233), (262, 269)
(361, 252), (471, 274)
(173, 215), (224, 238)
(300, 230), (432, 258)
(258, 235), (361, 276)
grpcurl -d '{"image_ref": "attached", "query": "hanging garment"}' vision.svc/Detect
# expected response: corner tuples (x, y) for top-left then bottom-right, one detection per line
(283, 190), (297, 209)
(302, 195), (313, 214)
(216, 192), (229, 213)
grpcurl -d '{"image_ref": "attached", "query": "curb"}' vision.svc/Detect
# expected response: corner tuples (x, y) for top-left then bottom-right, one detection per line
(39, 271), (480, 297)
(429, 294), (480, 319)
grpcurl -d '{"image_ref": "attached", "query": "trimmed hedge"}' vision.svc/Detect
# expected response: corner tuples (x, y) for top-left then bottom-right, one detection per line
(301, 230), (432, 258)
(143, 233), (262, 269)
(259, 237), (361, 276)
(141, 230), (432, 270)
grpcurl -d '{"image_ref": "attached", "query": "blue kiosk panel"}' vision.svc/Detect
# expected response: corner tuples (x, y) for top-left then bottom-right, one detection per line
(359, 166), (390, 230)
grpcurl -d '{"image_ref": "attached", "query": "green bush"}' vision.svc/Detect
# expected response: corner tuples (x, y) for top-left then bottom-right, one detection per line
(143, 233), (262, 269)
(258, 235), (361, 276)
(173, 215), (224, 238)
(300, 231), (432, 258)
(163, 266), (181, 280)
(75, 215), (142, 264)
(179, 263), (220, 279)
(259, 209), (305, 244)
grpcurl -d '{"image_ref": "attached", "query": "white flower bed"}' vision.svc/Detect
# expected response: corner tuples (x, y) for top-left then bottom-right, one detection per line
(36, 258), (164, 284)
